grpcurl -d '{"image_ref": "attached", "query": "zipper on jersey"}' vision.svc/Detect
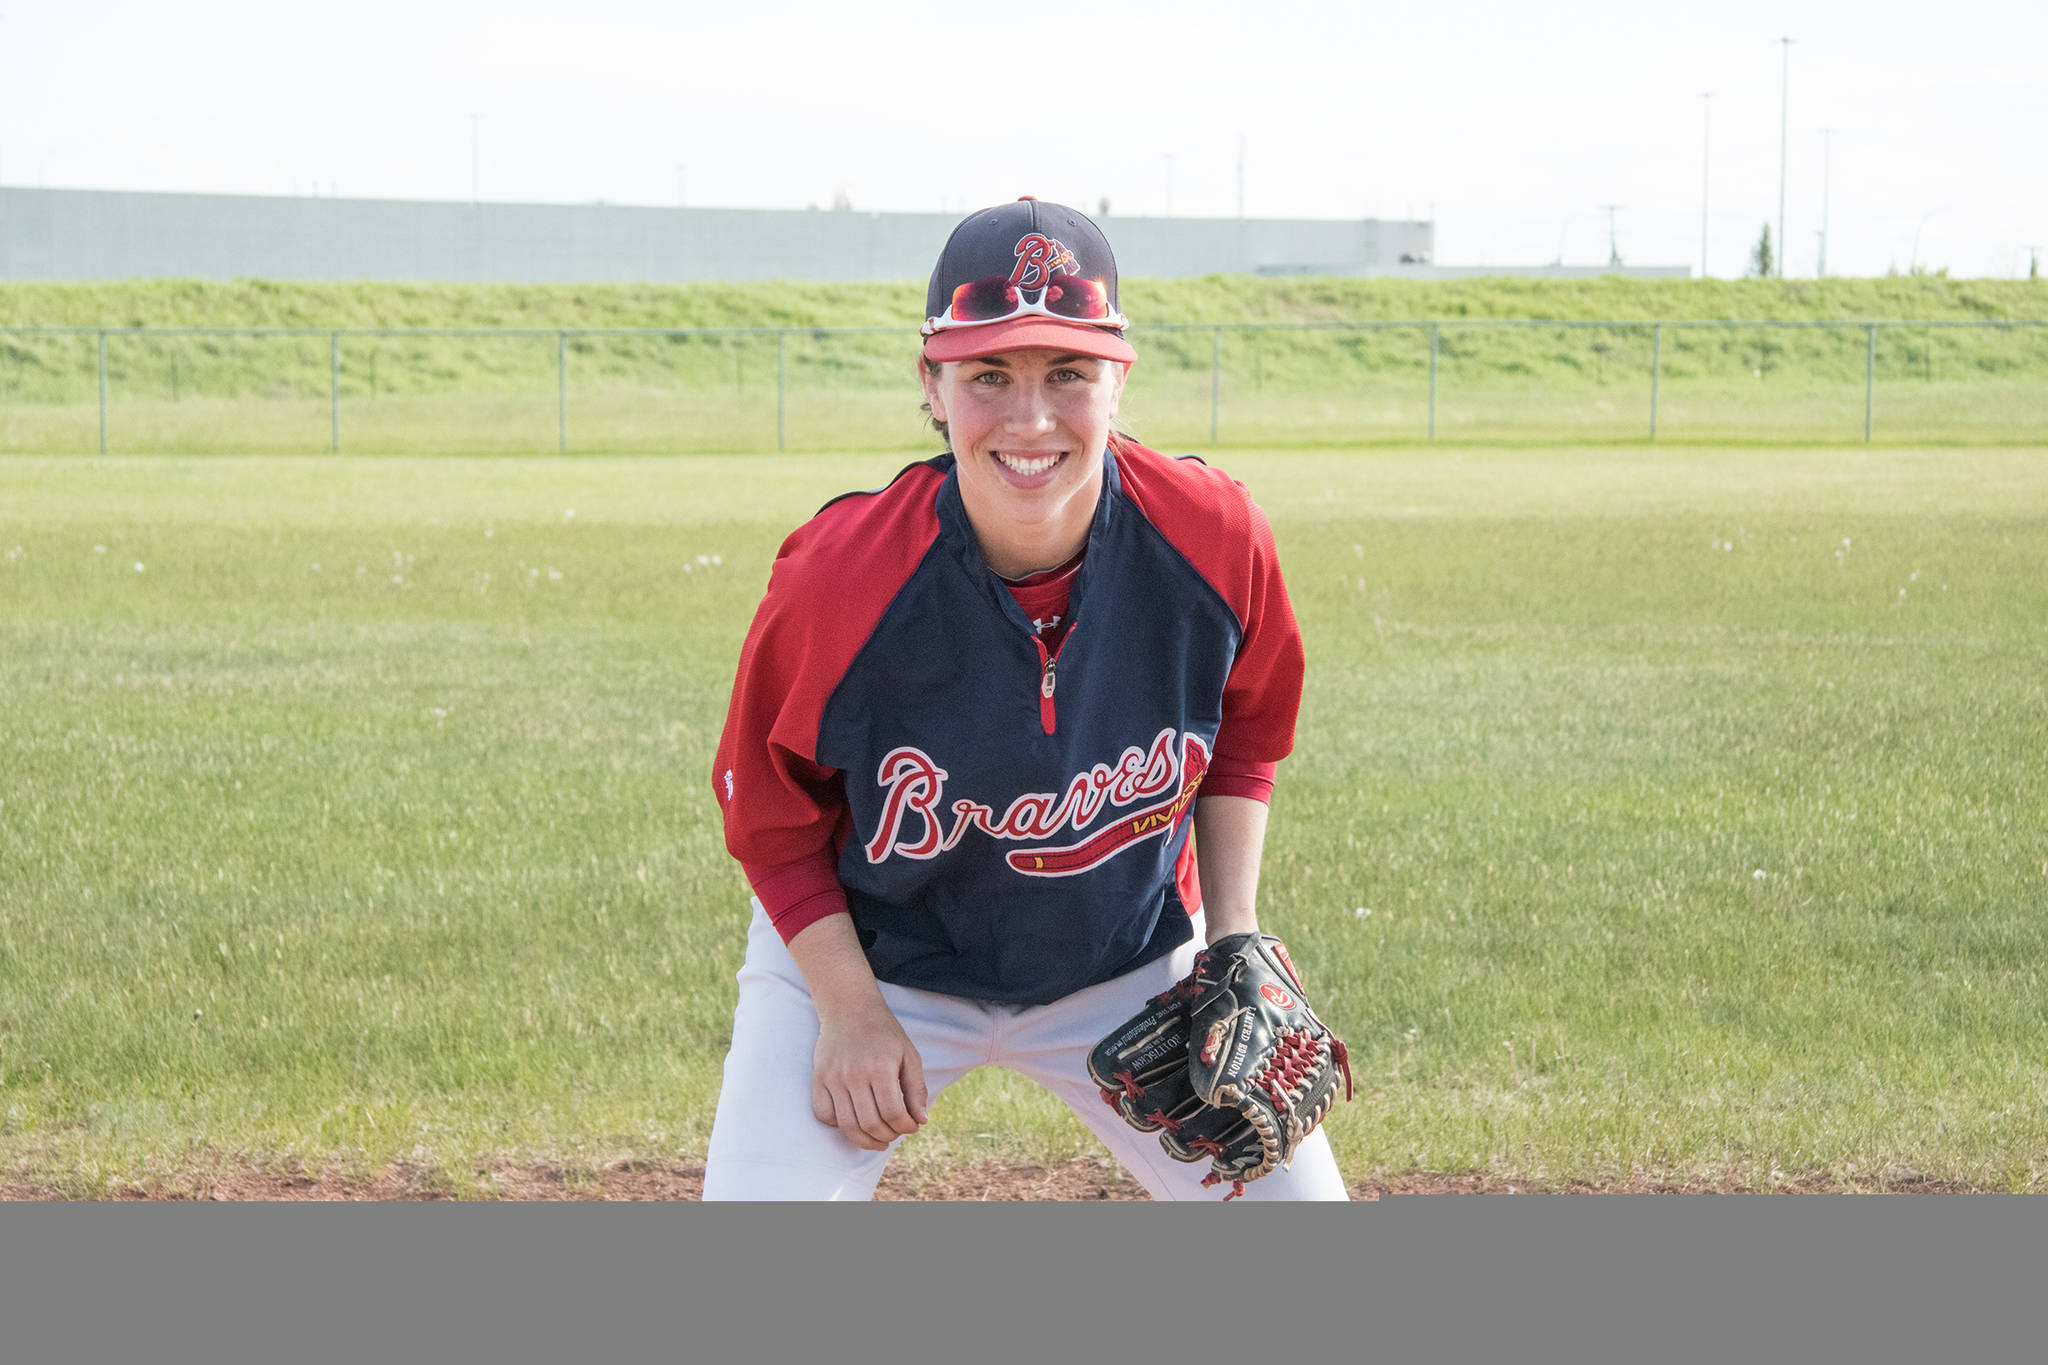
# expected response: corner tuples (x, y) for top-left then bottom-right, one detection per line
(1031, 622), (1076, 735)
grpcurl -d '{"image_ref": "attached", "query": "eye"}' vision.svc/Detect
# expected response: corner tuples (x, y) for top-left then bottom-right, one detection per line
(969, 369), (1006, 386)
(1049, 367), (1086, 383)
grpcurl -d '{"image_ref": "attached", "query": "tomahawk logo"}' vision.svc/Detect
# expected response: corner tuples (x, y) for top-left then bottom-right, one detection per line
(1008, 233), (1078, 290)
(864, 728), (1209, 878)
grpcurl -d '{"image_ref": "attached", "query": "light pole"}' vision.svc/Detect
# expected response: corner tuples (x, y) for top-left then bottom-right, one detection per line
(1818, 129), (1833, 277)
(1910, 208), (1945, 273)
(1552, 214), (1576, 267)
(1776, 37), (1794, 278)
(1600, 204), (1623, 268)
(1699, 92), (1713, 278)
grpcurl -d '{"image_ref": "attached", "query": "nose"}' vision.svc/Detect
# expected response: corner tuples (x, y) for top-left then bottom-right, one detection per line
(1002, 378), (1059, 435)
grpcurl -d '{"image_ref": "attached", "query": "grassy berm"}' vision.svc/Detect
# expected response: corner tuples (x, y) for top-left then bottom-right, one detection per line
(2, 276), (2043, 451)
(2, 444), (2044, 1196)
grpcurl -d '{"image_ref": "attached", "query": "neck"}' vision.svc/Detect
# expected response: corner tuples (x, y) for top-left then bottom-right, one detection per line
(956, 447), (1106, 579)
(975, 517), (1091, 579)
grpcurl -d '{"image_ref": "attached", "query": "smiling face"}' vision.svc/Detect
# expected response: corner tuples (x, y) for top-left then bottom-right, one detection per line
(917, 347), (1129, 577)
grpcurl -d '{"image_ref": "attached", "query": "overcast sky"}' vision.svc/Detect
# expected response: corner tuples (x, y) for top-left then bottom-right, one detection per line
(4, 0), (2044, 278)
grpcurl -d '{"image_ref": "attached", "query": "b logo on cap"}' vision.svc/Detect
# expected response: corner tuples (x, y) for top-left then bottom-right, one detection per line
(1009, 234), (1078, 290)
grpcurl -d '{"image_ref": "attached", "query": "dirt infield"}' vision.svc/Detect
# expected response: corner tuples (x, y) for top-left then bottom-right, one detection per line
(0, 1157), (1978, 1201)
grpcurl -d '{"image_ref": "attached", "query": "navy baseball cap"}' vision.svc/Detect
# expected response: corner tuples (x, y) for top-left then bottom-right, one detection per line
(921, 197), (1137, 364)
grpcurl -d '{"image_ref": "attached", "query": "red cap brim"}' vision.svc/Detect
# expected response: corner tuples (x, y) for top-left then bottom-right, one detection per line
(923, 317), (1137, 365)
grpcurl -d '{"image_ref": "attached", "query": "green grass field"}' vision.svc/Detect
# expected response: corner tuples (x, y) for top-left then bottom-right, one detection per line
(3, 444), (2046, 1195)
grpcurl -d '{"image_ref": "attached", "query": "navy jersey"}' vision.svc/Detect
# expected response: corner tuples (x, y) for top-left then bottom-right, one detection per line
(712, 438), (1304, 1005)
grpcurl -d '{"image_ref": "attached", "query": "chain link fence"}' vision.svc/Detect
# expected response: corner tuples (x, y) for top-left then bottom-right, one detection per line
(2, 320), (2042, 454)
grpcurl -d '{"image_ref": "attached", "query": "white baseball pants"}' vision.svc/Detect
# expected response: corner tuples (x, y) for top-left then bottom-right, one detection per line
(702, 903), (1349, 1201)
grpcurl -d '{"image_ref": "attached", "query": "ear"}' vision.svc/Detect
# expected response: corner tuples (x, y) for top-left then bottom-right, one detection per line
(916, 357), (949, 423)
(1105, 361), (1130, 419)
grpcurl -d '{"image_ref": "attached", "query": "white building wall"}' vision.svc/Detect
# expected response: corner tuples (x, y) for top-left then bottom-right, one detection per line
(0, 187), (1451, 282)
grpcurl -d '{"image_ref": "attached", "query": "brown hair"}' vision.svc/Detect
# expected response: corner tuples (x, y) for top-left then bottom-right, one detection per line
(920, 356), (949, 447)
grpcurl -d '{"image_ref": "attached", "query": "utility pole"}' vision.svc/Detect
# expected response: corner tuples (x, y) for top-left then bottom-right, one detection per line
(1777, 37), (1794, 278)
(1818, 128), (1833, 277)
(1699, 92), (1713, 278)
(469, 113), (480, 205)
(1600, 204), (1623, 267)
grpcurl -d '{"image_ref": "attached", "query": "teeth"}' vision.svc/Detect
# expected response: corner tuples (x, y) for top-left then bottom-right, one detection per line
(996, 451), (1060, 477)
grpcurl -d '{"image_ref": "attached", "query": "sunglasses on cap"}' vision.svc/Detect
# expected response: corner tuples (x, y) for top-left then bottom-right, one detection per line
(920, 275), (1131, 338)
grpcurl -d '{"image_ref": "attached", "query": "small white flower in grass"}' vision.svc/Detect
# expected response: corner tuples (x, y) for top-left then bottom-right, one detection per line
(392, 575), (404, 585)
(564, 508), (576, 519)
(1754, 869), (1767, 880)
(1843, 537), (1851, 548)
(485, 528), (494, 538)
(1900, 588), (1907, 598)
(682, 563), (693, 573)
(133, 562), (144, 573)
(695, 554), (711, 565)
(1723, 542), (1734, 552)
(94, 545), (106, 554)
(430, 708), (447, 719)
(547, 569), (562, 581)
(711, 554), (722, 565)
(312, 562), (321, 571)
(1910, 571), (1919, 582)
(1354, 906), (1372, 918)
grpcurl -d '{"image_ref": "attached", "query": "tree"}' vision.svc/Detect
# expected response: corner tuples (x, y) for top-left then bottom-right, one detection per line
(1748, 222), (1774, 279)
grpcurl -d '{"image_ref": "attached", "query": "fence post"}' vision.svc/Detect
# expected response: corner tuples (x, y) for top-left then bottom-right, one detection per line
(1210, 326), (1222, 445)
(1427, 324), (1439, 440)
(330, 332), (340, 453)
(1864, 325), (1876, 444)
(776, 331), (788, 453)
(97, 330), (108, 454)
(557, 331), (568, 453)
(1649, 323), (1662, 441)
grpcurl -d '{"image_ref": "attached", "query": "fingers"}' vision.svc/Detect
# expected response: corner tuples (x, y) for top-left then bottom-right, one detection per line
(851, 1086), (901, 1148)
(903, 1053), (930, 1127)
(821, 1085), (890, 1152)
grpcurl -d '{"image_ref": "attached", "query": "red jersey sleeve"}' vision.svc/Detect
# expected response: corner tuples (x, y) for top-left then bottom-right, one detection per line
(711, 463), (947, 942)
(1201, 756), (1278, 803)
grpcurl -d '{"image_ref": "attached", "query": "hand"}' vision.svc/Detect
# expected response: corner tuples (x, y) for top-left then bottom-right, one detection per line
(811, 997), (930, 1152)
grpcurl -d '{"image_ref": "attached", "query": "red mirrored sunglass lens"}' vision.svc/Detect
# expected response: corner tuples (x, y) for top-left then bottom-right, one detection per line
(948, 278), (1021, 321)
(1040, 277), (1113, 320)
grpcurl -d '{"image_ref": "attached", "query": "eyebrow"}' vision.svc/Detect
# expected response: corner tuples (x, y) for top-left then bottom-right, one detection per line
(969, 354), (1094, 369)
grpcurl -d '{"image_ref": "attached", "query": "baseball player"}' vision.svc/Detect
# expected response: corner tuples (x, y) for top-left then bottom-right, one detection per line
(702, 198), (1349, 1201)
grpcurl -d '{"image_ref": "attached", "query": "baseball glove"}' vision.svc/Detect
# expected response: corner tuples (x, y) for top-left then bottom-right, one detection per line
(1088, 932), (1352, 1199)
